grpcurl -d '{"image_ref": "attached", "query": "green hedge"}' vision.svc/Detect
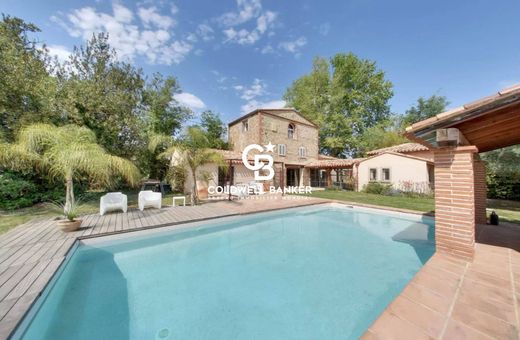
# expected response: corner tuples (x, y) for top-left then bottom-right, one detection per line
(487, 172), (520, 201)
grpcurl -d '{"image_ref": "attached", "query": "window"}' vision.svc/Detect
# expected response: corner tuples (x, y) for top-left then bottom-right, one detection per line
(369, 168), (377, 181)
(288, 123), (295, 139)
(382, 168), (391, 181)
(298, 146), (306, 157)
(278, 144), (287, 156)
(242, 120), (249, 132)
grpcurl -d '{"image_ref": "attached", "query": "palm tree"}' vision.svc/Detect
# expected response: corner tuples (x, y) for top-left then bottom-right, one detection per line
(156, 127), (224, 205)
(0, 124), (141, 213)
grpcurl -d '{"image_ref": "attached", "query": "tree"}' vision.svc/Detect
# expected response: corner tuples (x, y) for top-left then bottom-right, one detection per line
(283, 57), (330, 126)
(284, 53), (393, 157)
(143, 73), (192, 136)
(200, 110), (228, 149)
(401, 95), (449, 127)
(57, 33), (146, 158)
(358, 119), (408, 155)
(160, 127), (224, 205)
(0, 15), (56, 141)
(0, 124), (141, 213)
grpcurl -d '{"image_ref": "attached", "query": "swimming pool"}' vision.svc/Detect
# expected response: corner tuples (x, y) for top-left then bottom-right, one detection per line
(15, 204), (435, 339)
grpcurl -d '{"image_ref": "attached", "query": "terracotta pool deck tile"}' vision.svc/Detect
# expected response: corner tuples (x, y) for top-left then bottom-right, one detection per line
(387, 295), (446, 338)
(369, 310), (434, 340)
(464, 267), (512, 290)
(451, 300), (518, 339)
(459, 277), (515, 307)
(401, 282), (452, 315)
(456, 286), (517, 324)
(443, 320), (494, 340)
(412, 270), (460, 300)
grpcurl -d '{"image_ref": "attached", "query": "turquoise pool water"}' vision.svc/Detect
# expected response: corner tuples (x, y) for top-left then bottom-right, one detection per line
(16, 205), (434, 340)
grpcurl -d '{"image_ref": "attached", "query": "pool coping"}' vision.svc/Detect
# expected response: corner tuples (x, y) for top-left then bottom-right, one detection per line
(2, 197), (435, 339)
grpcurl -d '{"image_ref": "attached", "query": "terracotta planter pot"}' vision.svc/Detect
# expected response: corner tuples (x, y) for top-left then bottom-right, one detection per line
(57, 219), (82, 232)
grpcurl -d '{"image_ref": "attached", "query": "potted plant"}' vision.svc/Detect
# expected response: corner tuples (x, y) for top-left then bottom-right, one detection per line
(52, 199), (83, 232)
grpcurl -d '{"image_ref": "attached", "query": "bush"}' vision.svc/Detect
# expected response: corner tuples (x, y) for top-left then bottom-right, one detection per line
(487, 171), (520, 201)
(0, 172), (40, 210)
(362, 182), (393, 195)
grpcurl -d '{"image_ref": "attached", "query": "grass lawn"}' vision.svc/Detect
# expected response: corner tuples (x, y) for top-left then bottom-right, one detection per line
(301, 190), (436, 213)
(301, 190), (520, 224)
(0, 191), (185, 235)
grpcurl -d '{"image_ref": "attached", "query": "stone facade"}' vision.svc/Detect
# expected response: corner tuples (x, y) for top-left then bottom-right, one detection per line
(228, 109), (320, 186)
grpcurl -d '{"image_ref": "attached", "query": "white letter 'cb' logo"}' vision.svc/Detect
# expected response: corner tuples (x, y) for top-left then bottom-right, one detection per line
(242, 143), (275, 181)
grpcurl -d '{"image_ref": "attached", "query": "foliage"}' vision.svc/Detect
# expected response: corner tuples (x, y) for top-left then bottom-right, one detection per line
(51, 198), (83, 221)
(481, 146), (520, 201)
(400, 95), (449, 127)
(56, 33), (146, 159)
(200, 110), (228, 149)
(0, 172), (38, 210)
(0, 15), (56, 141)
(0, 171), (66, 210)
(358, 119), (407, 155)
(143, 73), (192, 136)
(161, 126), (225, 205)
(362, 182), (393, 195)
(0, 124), (141, 213)
(284, 53), (393, 157)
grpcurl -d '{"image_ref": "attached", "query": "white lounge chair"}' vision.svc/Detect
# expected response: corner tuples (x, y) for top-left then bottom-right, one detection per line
(100, 192), (128, 215)
(138, 190), (162, 211)
(249, 181), (264, 195)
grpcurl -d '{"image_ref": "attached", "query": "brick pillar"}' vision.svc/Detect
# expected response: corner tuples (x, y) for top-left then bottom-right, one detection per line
(474, 158), (488, 225)
(434, 146), (479, 260)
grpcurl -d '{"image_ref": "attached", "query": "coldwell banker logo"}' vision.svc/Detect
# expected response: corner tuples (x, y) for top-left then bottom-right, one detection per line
(241, 142), (276, 181)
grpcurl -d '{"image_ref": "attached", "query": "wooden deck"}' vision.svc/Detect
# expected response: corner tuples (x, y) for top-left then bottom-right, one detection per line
(0, 196), (323, 339)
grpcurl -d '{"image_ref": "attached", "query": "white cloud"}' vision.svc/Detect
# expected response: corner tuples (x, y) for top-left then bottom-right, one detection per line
(174, 92), (206, 110)
(218, 0), (277, 45)
(54, 2), (191, 65)
(241, 99), (286, 114)
(46, 44), (72, 62)
(260, 44), (274, 54)
(235, 78), (266, 100)
(279, 36), (307, 55)
(197, 23), (214, 41)
(319, 22), (330, 36)
(218, 0), (262, 26)
(138, 6), (175, 29)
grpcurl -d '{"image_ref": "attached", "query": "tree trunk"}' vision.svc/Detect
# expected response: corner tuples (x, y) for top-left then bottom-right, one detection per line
(190, 166), (199, 206)
(64, 173), (74, 216)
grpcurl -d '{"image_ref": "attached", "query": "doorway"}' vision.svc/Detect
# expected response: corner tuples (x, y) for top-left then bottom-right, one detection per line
(286, 168), (300, 187)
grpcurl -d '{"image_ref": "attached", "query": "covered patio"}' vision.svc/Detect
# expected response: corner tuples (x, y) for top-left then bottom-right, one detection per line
(405, 84), (520, 260)
(305, 158), (363, 190)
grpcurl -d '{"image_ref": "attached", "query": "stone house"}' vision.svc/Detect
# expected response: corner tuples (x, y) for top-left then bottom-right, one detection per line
(178, 108), (359, 196)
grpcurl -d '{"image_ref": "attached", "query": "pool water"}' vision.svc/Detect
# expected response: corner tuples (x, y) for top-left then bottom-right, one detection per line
(17, 205), (435, 340)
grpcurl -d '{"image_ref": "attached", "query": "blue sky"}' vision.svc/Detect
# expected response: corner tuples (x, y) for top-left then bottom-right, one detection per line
(3, 0), (520, 124)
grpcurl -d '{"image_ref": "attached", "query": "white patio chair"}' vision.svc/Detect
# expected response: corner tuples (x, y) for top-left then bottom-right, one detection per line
(100, 192), (128, 215)
(249, 181), (264, 195)
(138, 190), (162, 211)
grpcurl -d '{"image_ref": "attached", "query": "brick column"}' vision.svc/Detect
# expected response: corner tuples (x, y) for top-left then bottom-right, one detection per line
(434, 146), (479, 260)
(474, 158), (488, 225)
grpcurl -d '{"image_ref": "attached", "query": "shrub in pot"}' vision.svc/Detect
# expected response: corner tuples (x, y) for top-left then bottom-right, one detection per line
(52, 200), (83, 232)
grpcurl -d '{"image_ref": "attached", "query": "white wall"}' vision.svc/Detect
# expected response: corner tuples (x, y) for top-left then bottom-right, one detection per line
(357, 153), (431, 192)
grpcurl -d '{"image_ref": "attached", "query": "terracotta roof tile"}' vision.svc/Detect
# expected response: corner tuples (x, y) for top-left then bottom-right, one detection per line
(305, 158), (364, 169)
(366, 143), (429, 155)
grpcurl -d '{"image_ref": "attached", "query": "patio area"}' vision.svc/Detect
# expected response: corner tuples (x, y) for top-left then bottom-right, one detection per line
(365, 222), (520, 339)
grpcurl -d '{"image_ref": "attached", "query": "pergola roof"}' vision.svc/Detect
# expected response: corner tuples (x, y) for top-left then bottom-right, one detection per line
(405, 84), (520, 152)
(305, 158), (364, 169)
(366, 142), (429, 155)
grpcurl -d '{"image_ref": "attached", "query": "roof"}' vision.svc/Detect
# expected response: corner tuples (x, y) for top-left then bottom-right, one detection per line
(305, 158), (364, 169)
(359, 151), (433, 165)
(366, 143), (429, 155)
(318, 154), (339, 160)
(228, 108), (318, 127)
(404, 84), (520, 152)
